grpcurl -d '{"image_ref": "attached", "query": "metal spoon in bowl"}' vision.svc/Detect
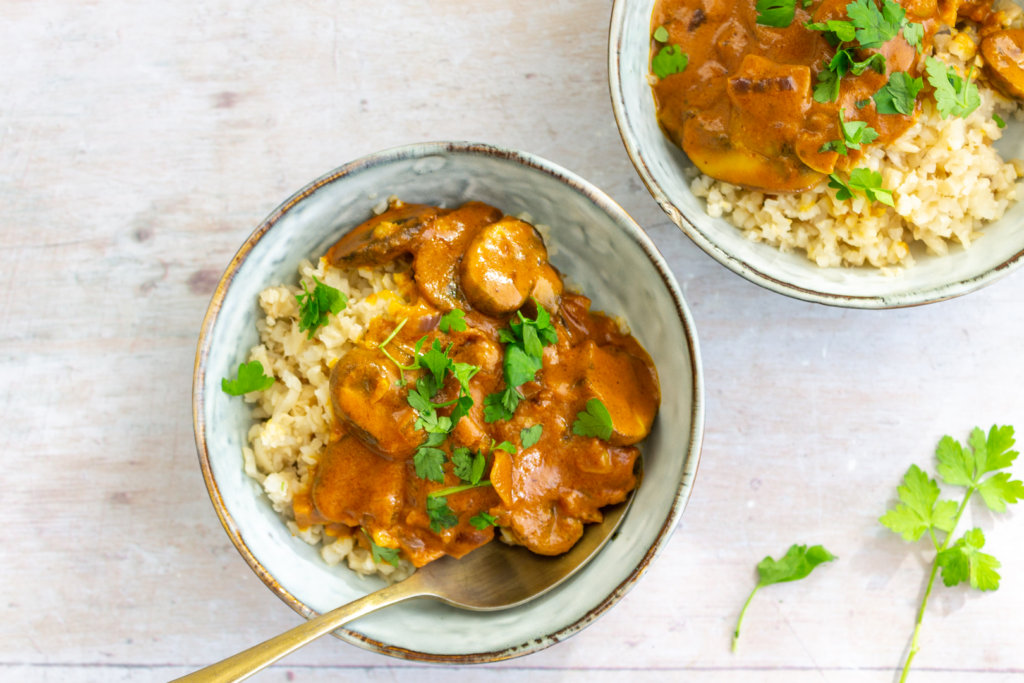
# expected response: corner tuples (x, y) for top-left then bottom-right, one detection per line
(172, 493), (634, 683)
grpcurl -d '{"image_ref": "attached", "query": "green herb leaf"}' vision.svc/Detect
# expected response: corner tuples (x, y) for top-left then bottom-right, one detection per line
(873, 71), (923, 115)
(439, 309), (467, 334)
(974, 425), (1019, 474)
(572, 399), (614, 441)
(977, 472), (1024, 513)
(849, 167), (894, 206)
(420, 339), (452, 387)
(450, 361), (479, 395)
(806, 19), (857, 42)
(296, 277), (347, 339)
(415, 409), (452, 435)
(652, 44), (689, 79)
(653, 25), (669, 43)
(363, 529), (400, 567)
(449, 394), (474, 426)
(757, 544), (836, 586)
(994, 113), (1007, 128)
(483, 392), (514, 423)
(902, 21), (924, 51)
(755, 0), (797, 27)
(847, 0), (902, 48)
(470, 511), (499, 530)
(840, 108), (879, 149)
(222, 360), (275, 396)
(426, 497), (459, 533)
(521, 424), (543, 449)
(856, 98), (871, 109)
(926, 57), (981, 120)
(414, 447), (447, 483)
(493, 440), (517, 455)
(452, 447), (485, 486)
(879, 464), (958, 541)
(814, 66), (842, 104)
(936, 528), (1001, 590)
(935, 434), (975, 487)
(504, 345), (543, 389)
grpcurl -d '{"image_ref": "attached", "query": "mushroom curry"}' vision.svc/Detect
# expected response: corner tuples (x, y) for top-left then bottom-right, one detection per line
(292, 200), (661, 568)
(650, 0), (1024, 193)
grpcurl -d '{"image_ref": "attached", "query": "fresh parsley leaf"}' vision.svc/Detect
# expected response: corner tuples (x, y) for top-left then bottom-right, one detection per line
(829, 173), (854, 200)
(652, 44), (689, 79)
(856, 98), (871, 109)
(296, 277), (347, 339)
(880, 464), (958, 541)
(925, 57), (981, 120)
(977, 472), (1024, 513)
(873, 71), (923, 115)
(222, 360), (275, 396)
(733, 544), (835, 650)
(363, 529), (400, 567)
(994, 113), (1007, 128)
(806, 19), (857, 42)
(849, 168), (894, 206)
(501, 386), (522, 414)
(438, 309), (467, 334)
(572, 399), (614, 441)
(470, 511), (499, 530)
(936, 528), (1001, 590)
(420, 339), (452, 387)
(407, 381), (434, 414)
(521, 424), (543, 449)
(819, 139), (848, 155)
(972, 424), (1018, 474)
(450, 361), (479, 395)
(426, 496), (459, 533)
(483, 392), (514, 423)
(755, 0), (797, 27)
(814, 66), (842, 104)
(415, 409), (452, 435)
(414, 447), (447, 483)
(847, 0), (901, 48)
(934, 426), (1023, 512)
(653, 25), (669, 43)
(902, 20), (923, 51)
(452, 447), (475, 482)
(840, 108), (879, 149)
(504, 344), (543, 388)
(493, 440), (517, 455)
(449, 394), (474, 426)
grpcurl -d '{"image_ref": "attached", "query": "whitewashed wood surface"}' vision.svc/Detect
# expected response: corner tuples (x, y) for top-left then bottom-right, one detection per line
(1, 1), (1023, 681)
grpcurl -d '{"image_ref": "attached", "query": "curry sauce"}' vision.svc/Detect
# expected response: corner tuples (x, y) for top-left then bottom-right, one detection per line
(293, 200), (660, 568)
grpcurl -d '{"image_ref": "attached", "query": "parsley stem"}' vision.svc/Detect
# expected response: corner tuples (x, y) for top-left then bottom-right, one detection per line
(428, 481), (492, 498)
(379, 317), (409, 349)
(732, 583), (761, 652)
(899, 486), (976, 683)
(430, 397), (461, 408)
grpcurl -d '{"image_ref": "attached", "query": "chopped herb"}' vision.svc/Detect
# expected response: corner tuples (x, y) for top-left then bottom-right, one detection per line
(572, 399), (614, 441)
(994, 113), (1007, 128)
(846, 0), (903, 49)
(813, 51), (884, 104)
(925, 57), (981, 120)
(855, 99), (871, 109)
(521, 424), (543, 449)
(296, 277), (347, 339)
(426, 496), (459, 533)
(813, 66), (842, 104)
(504, 345), (543, 388)
(755, 0), (797, 28)
(428, 481), (493, 498)
(483, 392), (514, 423)
(420, 339), (453, 387)
(652, 45), (689, 79)
(470, 511), (499, 530)
(902, 20), (924, 51)
(413, 442), (447, 483)
(653, 25), (669, 43)
(880, 425), (1021, 680)
(488, 302), (556, 423)
(803, 0), (813, 6)
(873, 71), (923, 116)
(819, 108), (878, 155)
(452, 447), (486, 485)
(493, 440), (517, 455)
(438, 309), (467, 333)
(222, 360), (275, 396)
(732, 544), (836, 651)
(377, 320), (422, 386)
(829, 168), (894, 206)
(363, 529), (400, 567)
(806, 19), (857, 42)
(449, 394), (474, 426)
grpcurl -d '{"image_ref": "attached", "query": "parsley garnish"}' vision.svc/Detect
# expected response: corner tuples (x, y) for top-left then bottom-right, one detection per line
(732, 544), (836, 651)
(222, 360), (275, 396)
(521, 424), (543, 449)
(485, 302), (557, 423)
(572, 399), (614, 441)
(846, 0), (903, 48)
(880, 426), (1022, 681)
(855, 98), (871, 109)
(295, 277), (347, 339)
(452, 447), (486, 485)
(925, 57), (981, 120)
(469, 511), (499, 530)
(994, 113), (1007, 128)
(426, 496), (459, 533)
(755, 0), (797, 27)
(438, 309), (467, 333)
(819, 108), (878, 155)
(413, 432), (447, 483)
(362, 529), (400, 567)
(828, 168), (894, 206)
(377, 319), (423, 386)
(428, 481), (493, 498)
(652, 45), (689, 80)
(653, 25), (669, 43)
(813, 52), (884, 104)
(805, 19), (856, 42)
(493, 440), (517, 455)
(873, 71), (923, 116)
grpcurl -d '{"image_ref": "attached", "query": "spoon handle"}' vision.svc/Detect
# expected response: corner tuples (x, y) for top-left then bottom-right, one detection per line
(170, 574), (429, 683)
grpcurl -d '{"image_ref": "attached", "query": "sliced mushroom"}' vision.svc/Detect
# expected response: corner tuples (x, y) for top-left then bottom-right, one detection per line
(326, 201), (442, 268)
(572, 341), (660, 447)
(459, 217), (550, 316)
(982, 30), (1024, 100)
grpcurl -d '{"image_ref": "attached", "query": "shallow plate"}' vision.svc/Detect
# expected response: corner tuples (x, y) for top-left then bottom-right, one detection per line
(610, 0), (1024, 308)
(192, 142), (704, 662)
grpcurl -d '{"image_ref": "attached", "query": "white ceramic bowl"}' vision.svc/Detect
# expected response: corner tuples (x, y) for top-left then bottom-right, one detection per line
(192, 142), (704, 662)
(609, 0), (1024, 308)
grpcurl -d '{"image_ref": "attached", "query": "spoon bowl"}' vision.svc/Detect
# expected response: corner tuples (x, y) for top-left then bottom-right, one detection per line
(173, 495), (633, 682)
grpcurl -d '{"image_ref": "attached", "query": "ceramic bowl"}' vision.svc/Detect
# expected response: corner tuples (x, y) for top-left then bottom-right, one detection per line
(192, 142), (704, 662)
(609, 0), (1024, 308)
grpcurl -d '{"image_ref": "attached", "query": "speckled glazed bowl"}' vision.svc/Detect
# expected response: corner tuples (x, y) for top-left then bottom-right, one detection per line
(609, 0), (1024, 308)
(192, 142), (704, 662)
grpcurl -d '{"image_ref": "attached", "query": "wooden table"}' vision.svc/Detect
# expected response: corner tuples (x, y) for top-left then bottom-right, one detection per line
(2, 1), (1022, 681)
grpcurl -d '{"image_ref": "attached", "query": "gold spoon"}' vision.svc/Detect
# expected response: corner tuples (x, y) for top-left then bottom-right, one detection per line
(173, 493), (634, 682)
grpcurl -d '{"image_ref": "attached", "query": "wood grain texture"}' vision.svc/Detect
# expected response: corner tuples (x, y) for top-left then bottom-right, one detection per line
(0, 1), (1022, 681)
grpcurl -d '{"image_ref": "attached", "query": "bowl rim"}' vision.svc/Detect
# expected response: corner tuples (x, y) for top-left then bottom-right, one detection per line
(191, 141), (706, 663)
(607, 0), (1024, 310)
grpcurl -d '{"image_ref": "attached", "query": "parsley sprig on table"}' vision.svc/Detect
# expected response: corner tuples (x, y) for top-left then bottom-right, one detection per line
(880, 425), (1022, 682)
(295, 277), (347, 339)
(732, 543), (836, 651)
(484, 302), (557, 423)
(222, 360), (275, 396)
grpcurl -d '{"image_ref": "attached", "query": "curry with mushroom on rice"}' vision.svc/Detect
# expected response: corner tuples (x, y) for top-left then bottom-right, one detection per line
(650, 0), (1024, 194)
(289, 200), (661, 568)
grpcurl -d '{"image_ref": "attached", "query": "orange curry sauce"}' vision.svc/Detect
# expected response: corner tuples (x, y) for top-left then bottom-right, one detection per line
(292, 200), (661, 568)
(650, 0), (1012, 193)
